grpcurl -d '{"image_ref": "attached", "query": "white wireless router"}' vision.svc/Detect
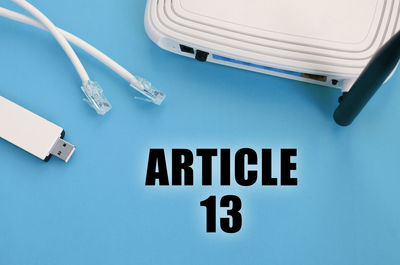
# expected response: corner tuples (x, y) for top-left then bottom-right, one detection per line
(145, 0), (400, 126)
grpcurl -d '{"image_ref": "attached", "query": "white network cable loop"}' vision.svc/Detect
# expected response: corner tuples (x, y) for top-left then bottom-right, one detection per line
(0, 4), (165, 106)
(11, 0), (112, 115)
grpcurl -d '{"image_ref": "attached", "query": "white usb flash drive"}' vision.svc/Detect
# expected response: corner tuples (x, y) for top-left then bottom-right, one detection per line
(0, 96), (75, 162)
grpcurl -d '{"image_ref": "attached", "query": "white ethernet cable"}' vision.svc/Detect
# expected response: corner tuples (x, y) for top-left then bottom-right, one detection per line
(0, 6), (165, 106)
(11, 0), (89, 84)
(2, 1), (165, 113)
(11, 0), (112, 115)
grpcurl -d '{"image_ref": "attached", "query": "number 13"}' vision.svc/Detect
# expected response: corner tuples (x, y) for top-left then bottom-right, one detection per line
(200, 195), (242, 233)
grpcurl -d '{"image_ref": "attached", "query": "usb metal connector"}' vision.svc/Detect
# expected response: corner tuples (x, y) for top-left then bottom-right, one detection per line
(50, 138), (76, 163)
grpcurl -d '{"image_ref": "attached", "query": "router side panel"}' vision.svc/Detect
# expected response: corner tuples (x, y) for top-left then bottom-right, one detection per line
(145, 3), (346, 90)
(166, 0), (400, 68)
(150, 0), (368, 76)
(145, 0), (400, 90)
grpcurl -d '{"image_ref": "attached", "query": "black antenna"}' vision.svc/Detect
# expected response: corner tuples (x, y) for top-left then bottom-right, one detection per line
(334, 31), (400, 126)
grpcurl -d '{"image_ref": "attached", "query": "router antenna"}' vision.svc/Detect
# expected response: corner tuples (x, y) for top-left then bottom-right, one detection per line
(334, 31), (400, 126)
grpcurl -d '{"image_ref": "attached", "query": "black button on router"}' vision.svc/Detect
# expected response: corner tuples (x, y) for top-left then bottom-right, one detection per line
(195, 50), (209, 62)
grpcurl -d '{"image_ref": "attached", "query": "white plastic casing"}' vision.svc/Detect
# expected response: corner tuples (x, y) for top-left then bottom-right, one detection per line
(145, 0), (400, 90)
(0, 96), (63, 160)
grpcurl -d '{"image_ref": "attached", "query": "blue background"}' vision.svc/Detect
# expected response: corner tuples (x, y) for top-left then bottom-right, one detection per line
(1, 1), (399, 264)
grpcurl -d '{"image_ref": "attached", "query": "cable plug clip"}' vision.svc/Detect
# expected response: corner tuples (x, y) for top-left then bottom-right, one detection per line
(81, 80), (112, 115)
(130, 76), (165, 105)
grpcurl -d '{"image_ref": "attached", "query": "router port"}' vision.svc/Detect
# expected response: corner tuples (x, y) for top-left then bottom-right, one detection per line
(180, 45), (195, 54)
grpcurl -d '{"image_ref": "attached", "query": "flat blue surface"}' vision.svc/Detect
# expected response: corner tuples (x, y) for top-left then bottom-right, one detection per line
(0, 1), (400, 264)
